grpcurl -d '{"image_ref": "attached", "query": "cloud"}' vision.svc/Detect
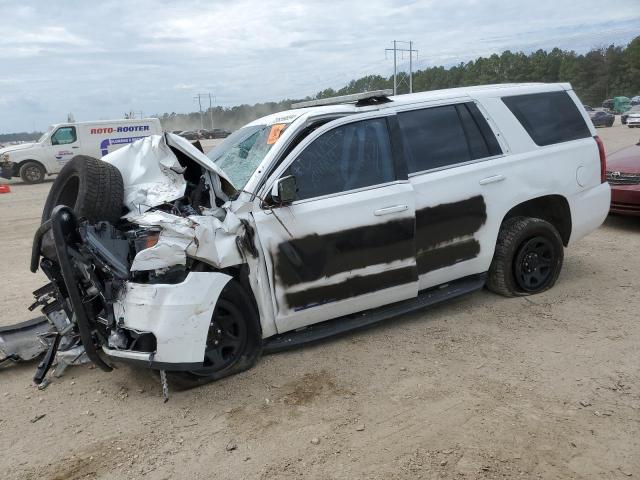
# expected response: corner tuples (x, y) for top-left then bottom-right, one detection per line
(0, 0), (638, 132)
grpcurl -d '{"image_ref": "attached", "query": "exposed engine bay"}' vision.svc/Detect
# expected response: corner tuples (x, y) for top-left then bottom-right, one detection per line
(24, 133), (260, 393)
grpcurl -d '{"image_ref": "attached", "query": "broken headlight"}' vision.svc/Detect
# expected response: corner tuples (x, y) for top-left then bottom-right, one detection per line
(132, 229), (160, 254)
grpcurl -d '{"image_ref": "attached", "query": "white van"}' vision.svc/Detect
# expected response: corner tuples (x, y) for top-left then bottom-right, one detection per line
(0, 118), (162, 183)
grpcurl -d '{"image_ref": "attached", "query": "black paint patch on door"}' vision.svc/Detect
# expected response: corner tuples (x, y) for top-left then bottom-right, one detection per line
(285, 266), (416, 311)
(416, 195), (487, 274)
(275, 217), (415, 287)
(416, 238), (480, 274)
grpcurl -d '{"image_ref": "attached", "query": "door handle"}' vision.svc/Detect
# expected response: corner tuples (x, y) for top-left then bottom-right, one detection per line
(72, 146), (79, 149)
(479, 174), (505, 185)
(374, 205), (408, 216)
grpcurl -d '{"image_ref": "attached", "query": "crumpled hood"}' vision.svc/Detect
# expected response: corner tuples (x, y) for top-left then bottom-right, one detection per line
(0, 142), (38, 155)
(103, 133), (236, 218)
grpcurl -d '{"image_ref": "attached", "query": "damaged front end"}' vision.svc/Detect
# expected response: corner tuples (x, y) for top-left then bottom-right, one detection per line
(28, 133), (258, 382)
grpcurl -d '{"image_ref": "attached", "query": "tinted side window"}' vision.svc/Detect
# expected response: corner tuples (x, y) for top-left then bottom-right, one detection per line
(398, 105), (470, 173)
(287, 118), (395, 201)
(459, 103), (502, 158)
(502, 91), (591, 146)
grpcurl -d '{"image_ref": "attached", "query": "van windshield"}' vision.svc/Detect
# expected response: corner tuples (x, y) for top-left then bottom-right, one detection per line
(208, 124), (283, 189)
(37, 132), (49, 143)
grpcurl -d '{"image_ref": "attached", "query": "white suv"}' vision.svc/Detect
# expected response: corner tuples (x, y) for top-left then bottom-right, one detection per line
(30, 83), (610, 388)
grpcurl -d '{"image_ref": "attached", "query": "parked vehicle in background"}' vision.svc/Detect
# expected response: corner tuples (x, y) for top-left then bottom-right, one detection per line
(29, 83), (610, 389)
(602, 99), (614, 112)
(589, 110), (615, 127)
(210, 128), (231, 138)
(198, 128), (232, 139)
(625, 108), (640, 128)
(622, 106), (640, 124)
(613, 96), (631, 114)
(631, 96), (640, 106)
(583, 105), (594, 111)
(606, 140), (640, 215)
(179, 130), (200, 140)
(0, 118), (162, 183)
(171, 130), (183, 135)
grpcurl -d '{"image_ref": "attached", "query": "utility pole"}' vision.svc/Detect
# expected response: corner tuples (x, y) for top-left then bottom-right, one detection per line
(385, 40), (418, 95)
(195, 93), (215, 129)
(194, 94), (204, 129)
(208, 93), (214, 129)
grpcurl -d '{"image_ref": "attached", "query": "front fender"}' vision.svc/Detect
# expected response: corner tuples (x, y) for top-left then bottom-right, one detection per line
(110, 272), (232, 365)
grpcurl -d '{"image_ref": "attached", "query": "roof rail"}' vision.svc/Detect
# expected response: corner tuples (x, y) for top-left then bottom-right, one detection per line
(291, 89), (394, 109)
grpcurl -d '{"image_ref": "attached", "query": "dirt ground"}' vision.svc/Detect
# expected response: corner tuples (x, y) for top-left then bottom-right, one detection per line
(1, 124), (639, 479)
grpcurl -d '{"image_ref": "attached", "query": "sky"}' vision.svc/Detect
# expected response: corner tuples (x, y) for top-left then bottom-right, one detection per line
(0, 0), (638, 132)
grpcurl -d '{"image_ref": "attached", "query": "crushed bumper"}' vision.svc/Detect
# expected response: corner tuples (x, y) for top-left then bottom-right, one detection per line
(107, 272), (232, 368)
(0, 317), (51, 363)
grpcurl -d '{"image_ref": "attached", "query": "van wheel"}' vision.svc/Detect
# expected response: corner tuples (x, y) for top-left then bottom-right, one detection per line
(487, 217), (564, 297)
(166, 279), (262, 390)
(20, 161), (46, 184)
(41, 155), (123, 223)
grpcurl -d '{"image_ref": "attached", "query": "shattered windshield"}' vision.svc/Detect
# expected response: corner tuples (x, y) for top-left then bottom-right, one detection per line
(208, 124), (285, 189)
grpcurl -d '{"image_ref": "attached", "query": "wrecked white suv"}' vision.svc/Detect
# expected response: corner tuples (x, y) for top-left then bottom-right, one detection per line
(29, 84), (610, 389)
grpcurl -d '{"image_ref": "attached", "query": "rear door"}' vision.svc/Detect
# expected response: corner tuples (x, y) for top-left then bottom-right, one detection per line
(397, 101), (507, 290)
(253, 114), (418, 333)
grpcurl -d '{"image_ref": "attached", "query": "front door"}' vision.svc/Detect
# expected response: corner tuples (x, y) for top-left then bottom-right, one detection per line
(253, 115), (418, 333)
(48, 125), (80, 167)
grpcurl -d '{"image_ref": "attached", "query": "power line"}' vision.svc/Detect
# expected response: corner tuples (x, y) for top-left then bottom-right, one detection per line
(385, 40), (418, 94)
(194, 93), (215, 129)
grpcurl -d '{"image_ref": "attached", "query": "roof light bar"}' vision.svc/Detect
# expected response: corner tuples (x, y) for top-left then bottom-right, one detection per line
(291, 89), (394, 109)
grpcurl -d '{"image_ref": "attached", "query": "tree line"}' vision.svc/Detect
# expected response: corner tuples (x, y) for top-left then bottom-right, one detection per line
(5, 36), (638, 140)
(158, 35), (639, 132)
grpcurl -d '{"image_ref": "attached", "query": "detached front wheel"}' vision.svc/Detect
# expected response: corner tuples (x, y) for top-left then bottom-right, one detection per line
(167, 279), (262, 389)
(487, 217), (564, 297)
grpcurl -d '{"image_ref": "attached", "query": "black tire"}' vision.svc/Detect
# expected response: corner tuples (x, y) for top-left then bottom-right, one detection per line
(41, 155), (124, 224)
(487, 217), (564, 297)
(167, 279), (262, 390)
(19, 161), (46, 184)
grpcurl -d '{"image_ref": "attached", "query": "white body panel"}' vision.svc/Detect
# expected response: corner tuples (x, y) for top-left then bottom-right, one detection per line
(111, 272), (231, 364)
(253, 181), (418, 332)
(0, 118), (162, 175)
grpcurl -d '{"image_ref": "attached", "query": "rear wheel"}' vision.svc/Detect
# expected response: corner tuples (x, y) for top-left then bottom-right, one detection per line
(20, 161), (46, 184)
(167, 279), (262, 389)
(487, 217), (564, 297)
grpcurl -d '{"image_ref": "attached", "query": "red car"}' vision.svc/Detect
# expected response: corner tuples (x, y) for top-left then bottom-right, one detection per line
(607, 140), (640, 215)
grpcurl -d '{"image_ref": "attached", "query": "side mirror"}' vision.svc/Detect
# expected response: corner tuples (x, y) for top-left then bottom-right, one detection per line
(270, 175), (297, 205)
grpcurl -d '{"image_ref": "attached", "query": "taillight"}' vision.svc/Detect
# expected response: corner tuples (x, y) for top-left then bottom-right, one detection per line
(594, 135), (606, 183)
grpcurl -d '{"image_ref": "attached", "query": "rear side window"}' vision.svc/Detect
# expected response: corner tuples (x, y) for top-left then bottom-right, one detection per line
(398, 102), (502, 174)
(502, 91), (591, 146)
(287, 117), (395, 201)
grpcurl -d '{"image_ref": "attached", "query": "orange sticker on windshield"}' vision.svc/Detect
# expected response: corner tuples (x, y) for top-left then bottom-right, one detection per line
(267, 123), (287, 145)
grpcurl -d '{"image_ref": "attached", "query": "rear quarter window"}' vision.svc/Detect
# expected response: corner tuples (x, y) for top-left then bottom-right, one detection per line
(502, 91), (591, 146)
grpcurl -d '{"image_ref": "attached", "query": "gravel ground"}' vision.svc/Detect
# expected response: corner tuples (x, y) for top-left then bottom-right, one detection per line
(0, 123), (638, 479)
